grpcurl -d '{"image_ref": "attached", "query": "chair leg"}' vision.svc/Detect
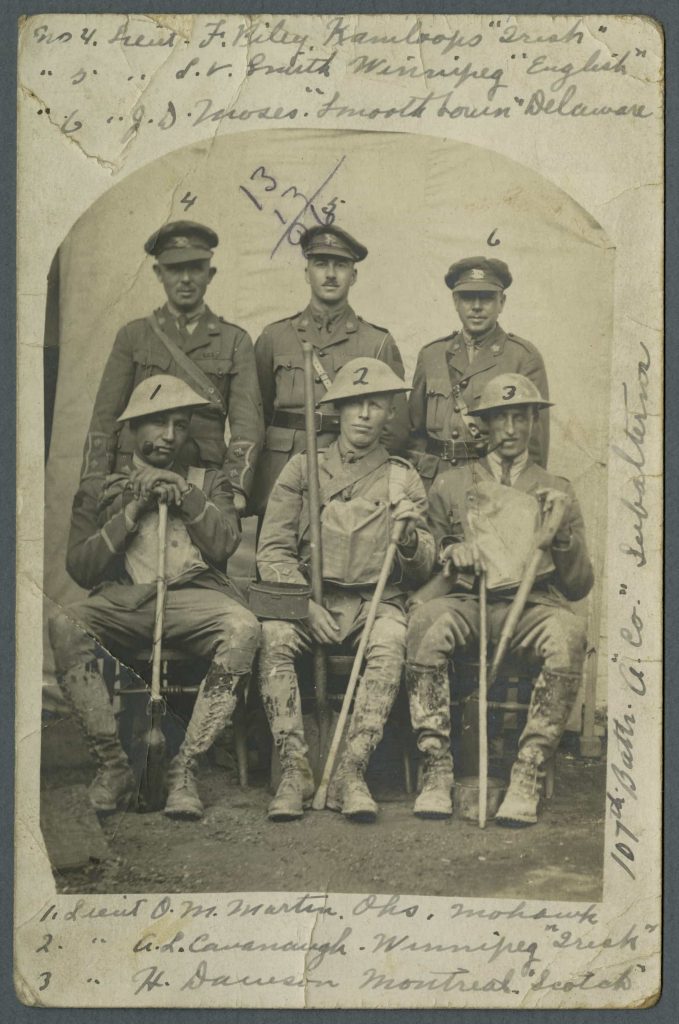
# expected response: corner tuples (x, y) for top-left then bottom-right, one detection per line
(544, 755), (555, 799)
(233, 689), (248, 788)
(403, 749), (413, 795)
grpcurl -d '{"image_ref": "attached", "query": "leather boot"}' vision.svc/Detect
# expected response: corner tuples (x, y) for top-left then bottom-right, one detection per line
(57, 663), (135, 814)
(327, 667), (400, 823)
(496, 670), (581, 827)
(405, 664), (453, 820)
(268, 753), (315, 822)
(165, 665), (242, 820)
(414, 744), (454, 819)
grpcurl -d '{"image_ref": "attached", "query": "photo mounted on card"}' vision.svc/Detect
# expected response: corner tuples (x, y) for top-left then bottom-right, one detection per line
(15, 11), (662, 1010)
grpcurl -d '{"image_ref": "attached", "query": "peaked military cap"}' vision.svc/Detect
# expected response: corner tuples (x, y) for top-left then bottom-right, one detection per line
(300, 224), (368, 262)
(319, 357), (410, 405)
(471, 373), (553, 416)
(445, 256), (512, 293)
(145, 221), (219, 265)
(118, 375), (210, 422)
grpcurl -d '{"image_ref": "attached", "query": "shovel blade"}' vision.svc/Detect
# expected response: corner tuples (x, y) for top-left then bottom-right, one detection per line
(136, 720), (167, 813)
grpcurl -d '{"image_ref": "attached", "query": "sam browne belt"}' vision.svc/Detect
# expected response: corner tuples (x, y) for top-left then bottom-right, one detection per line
(426, 436), (488, 461)
(271, 409), (341, 433)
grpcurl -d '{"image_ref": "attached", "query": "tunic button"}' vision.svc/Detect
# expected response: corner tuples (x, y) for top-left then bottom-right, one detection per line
(451, 430), (459, 440)
(453, 405), (460, 413)
(451, 459), (457, 466)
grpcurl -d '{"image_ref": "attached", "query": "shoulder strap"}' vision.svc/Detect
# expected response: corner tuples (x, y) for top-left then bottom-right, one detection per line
(146, 313), (226, 415)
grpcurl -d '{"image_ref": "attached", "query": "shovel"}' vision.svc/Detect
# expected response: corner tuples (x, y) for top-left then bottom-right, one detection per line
(138, 500), (168, 811)
(301, 340), (331, 763)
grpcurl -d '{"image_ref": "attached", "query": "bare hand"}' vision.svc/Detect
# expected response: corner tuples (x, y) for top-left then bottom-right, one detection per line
(391, 498), (423, 551)
(232, 491), (247, 513)
(441, 541), (485, 576)
(535, 488), (570, 550)
(128, 467), (188, 507)
(307, 600), (341, 645)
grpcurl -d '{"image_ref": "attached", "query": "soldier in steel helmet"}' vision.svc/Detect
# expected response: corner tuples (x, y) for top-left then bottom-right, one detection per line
(49, 375), (261, 820)
(405, 373), (593, 825)
(80, 221), (264, 512)
(408, 257), (550, 489)
(251, 224), (410, 514)
(256, 358), (435, 823)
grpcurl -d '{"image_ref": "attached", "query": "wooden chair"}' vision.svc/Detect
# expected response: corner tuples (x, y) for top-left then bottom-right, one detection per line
(452, 653), (557, 798)
(108, 648), (250, 787)
(270, 649), (415, 793)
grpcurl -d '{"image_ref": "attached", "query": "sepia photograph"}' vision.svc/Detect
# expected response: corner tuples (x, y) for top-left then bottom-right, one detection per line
(15, 10), (662, 1010)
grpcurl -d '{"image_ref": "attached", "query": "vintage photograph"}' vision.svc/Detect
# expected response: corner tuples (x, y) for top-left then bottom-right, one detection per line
(16, 11), (661, 1010)
(40, 128), (610, 900)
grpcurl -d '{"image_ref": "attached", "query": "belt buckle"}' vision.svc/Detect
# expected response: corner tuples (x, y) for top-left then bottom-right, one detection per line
(314, 410), (324, 432)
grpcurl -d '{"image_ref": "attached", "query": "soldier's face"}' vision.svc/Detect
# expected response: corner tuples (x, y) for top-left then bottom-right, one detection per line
(453, 290), (505, 336)
(153, 260), (216, 312)
(339, 394), (394, 450)
(305, 256), (357, 306)
(132, 410), (192, 466)
(486, 406), (535, 461)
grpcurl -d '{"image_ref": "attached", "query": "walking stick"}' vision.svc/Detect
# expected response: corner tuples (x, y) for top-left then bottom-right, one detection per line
(313, 519), (406, 810)
(139, 500), (168, 811)
(301, 341), (330, 761)
(478, 570), (489, 828)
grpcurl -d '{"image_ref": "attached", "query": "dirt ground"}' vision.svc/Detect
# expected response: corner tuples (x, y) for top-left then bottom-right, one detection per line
(41, 713), (605, 902)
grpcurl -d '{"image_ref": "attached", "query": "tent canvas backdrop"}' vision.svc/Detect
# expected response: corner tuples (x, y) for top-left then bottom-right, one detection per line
(43, 128), (612, 700)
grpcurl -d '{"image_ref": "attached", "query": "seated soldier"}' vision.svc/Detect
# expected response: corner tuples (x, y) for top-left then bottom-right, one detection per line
(257, 358), (435, 823)
(406, 373), (594, 825)
(49, 375), (260, 820)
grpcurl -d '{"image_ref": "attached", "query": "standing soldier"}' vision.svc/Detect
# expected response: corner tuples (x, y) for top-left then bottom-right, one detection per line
(408, 257), (549, 489)
(80, 221), (264, 512)
(251, 224), (410, 513)
(406, 374), (592, 825)
(256, 359), (435, 823)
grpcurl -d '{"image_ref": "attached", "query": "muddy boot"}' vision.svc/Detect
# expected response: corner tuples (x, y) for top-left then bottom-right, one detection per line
(327, 762), (378, 823)
(496, 670), (581, 828)
(268, 754), (315, 822)
(414, 746), (454, 820)
(165, 665), (242, 820)
(58, 663), (135, 814)
(495, 757), (543, 827)
(405, 664), (453, 819)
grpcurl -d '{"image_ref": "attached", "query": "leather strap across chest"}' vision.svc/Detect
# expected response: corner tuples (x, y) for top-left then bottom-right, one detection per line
(147, 313), (226, 415)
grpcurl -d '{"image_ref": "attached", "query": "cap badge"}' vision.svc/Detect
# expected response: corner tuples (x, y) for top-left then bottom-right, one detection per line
(168, 236), (191, 249)
(469, 268), (485, 280)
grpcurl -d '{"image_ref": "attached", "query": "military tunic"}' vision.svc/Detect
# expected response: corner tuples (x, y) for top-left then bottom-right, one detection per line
(408, 324), (549, 487)
(251, 304), (410, 513)
(50, 462), (259, 679)
(407, 458), (593, 672)
(81, 304), (264, 500)
(256, 442), (435, 771)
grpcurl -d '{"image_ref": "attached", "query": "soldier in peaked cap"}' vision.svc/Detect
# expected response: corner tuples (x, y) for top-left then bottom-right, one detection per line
(251, 224), (410, 515)
(408, 256), (550, 491)
(49, 375), (261, 820)
(256, 358), (436, 823)
(405, 374), (592, 825)
(80, 220), (264, 512)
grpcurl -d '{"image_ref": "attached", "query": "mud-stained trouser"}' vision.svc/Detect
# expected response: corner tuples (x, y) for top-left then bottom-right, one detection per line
(258, 602), (406, 772)
(405, 595), (587, 768)
(49, 585), (261, 772)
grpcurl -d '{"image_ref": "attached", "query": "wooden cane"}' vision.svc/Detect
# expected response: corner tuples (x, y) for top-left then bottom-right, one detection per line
(478, 570), (488, 829)
(138, 500), (168, 811)
(312, 520), (406, 810)
(301, 341), (330, 760)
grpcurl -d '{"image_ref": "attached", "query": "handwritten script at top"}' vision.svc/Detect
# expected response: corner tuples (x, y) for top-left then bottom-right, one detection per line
(24, 15), (656, 146)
